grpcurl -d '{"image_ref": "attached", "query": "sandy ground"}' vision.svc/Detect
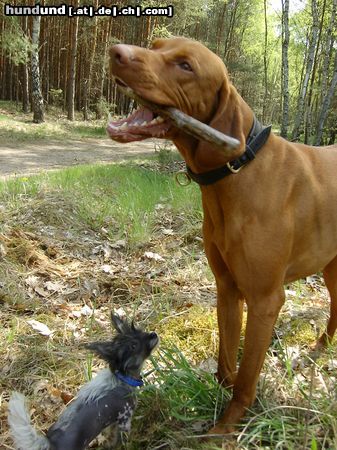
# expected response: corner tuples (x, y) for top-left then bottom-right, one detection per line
(0, 137), (159, 178)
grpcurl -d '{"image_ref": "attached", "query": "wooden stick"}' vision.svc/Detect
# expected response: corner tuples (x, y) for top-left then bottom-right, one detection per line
(126, 91), (240, 152)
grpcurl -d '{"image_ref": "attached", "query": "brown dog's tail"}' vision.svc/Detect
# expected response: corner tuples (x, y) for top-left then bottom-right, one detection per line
(8, 392), (50, 450)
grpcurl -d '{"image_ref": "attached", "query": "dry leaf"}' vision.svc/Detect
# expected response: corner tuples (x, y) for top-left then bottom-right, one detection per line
(60, 391), (74, 405)
(327, 359), (337, 371)
(102, 242), (114, 257)
(155, 203), (165, 210)
(0, 243), (7, 258)
(33, 379), (50, 395)
(70, 305), (93, 318)
(101, 264), (114, 274)
(285, 289), (297, 297)
(27, 319), (53, 337)
(144, 251), (164, 261)
(44, 281), (63, 292)
(114, 307), (126, 317)
(110, 239), (126, 249)
(25, 275), (40, 288)
(80, 305), (93, 316)
(162, 228), (174, 235)
(34, 286), (49, 298)
(199, 357), (217, 373)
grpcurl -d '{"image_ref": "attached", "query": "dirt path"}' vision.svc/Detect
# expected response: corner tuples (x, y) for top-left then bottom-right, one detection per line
(0, 137), (160, 178)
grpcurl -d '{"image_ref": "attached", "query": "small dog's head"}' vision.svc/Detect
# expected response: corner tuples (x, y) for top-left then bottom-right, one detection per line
(85, 314), (159, 377)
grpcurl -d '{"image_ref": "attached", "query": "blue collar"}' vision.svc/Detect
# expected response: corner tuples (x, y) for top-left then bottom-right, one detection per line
(115, 371), (144, 387)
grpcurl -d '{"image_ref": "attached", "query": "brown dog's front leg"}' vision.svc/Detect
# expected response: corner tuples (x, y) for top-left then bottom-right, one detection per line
(205, 242), (243, 386)
(211, 289), (285, 434)
(216, 273), (244, 387)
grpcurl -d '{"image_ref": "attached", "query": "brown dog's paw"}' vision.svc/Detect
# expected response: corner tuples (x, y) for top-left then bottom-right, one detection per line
(215, 371), (235, 388)
(200, 424), (237, 449)
(208, 422), (236, 435)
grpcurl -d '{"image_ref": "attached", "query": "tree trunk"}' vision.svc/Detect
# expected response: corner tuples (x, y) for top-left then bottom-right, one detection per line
(96, 18), (112, 119)
(224, 0), (238, 62)
(31, 16), (44, 123)
(21, 16), (30, 113)
(216, 2), (227, 55)
(83, 0), (98, 120)
(304, 0), (326, 143)
(262, 0), (268, 123)
(315, 49), (337, 145)
(22, 63), (29, 113)
(280, 0), (290, 138)
(291, 0), (318, 141)
(319, 0), (337, 109)
(67, 8), (79, 121)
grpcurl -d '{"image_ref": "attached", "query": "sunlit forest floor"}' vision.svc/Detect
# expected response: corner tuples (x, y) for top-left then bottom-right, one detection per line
(0, 105), (337, 449)
(0, 100), (108, 141)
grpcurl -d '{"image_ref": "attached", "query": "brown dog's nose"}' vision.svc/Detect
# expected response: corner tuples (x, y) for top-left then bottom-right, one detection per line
(110, 44), (134, 66)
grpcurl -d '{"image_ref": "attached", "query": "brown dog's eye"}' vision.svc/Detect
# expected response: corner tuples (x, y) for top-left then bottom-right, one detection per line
(178, 61), (193, 72)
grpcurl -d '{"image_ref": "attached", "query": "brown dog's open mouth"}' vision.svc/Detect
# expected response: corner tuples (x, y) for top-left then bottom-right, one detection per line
(107, 80), (171, 143)
(107, 107), (171, 142)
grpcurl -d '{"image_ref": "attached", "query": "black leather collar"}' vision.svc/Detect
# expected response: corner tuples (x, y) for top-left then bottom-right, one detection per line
(186, 118), (272, 185)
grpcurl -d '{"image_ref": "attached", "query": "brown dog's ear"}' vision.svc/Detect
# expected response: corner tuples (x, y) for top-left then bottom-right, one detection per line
(195, 80), (247, 168)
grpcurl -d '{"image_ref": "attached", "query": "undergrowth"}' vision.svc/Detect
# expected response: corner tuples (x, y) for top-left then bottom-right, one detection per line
(1, 162), (337, 449)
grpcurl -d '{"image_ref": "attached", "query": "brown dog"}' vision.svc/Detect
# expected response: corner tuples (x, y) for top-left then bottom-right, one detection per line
(107, 37), (337, 434)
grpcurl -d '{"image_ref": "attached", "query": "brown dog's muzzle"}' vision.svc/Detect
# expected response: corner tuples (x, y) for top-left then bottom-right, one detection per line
(110, 44), (135, 68)
(107, 44), (172, 143)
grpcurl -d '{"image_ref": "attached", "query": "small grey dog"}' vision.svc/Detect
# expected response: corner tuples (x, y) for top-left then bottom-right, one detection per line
(8, 314), (159, 450)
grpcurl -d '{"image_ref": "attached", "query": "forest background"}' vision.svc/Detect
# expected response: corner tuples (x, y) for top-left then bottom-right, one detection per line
(1, 0), (337, 145)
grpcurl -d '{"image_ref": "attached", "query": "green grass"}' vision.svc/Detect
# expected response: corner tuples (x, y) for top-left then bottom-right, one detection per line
(70, 123), (107, 137)
(129, 346), (228, 450)
(129, 343), (337, 449)
(0, 100), (19, 113)
(0, 163), (201, 245)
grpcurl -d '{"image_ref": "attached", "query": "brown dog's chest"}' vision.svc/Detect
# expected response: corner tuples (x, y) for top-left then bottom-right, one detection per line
(201, 142), (337, 290)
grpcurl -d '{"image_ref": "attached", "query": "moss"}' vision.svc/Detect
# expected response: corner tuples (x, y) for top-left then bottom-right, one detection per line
(282, 319), (318, 346)
(157, 306), (218, 363)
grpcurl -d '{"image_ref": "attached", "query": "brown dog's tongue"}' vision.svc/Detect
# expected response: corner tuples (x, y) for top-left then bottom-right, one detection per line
(107, 106), (170, 142)
(127, 108), (153, 125)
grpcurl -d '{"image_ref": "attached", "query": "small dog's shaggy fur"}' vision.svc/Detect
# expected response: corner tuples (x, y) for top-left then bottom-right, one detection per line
(8, 314), (158, 450)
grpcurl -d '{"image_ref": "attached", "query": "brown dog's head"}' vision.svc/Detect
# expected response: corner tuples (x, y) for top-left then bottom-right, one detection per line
(108, 37), (250, 171)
